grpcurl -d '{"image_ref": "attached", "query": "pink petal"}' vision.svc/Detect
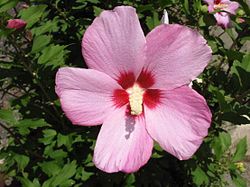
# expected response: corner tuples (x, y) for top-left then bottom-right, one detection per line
(214, 12), (230, 28)
(144, 86), (212, 160)
(7, 19), (26, 29)
(203, 0), (214, 3)
(220, 0), (231, 3)
(93, 106), (153, 173)
(208, 4), (215, 13)
(203, 0), (214, 12)
(82, 6), (145, 80)
(204, 0), (214, 11)
(55, 67), (122, 126)
(225, 1), (239, 14)
(144, 24), (212, 90)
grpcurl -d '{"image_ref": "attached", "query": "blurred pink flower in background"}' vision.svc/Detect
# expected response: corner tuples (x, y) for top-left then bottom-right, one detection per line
(237, 17), (245, 23)
(7, 19), (26, 29)
(56, 6), (212, 173)
(204, 0), (239, 28)
(20, 3), (29, 9)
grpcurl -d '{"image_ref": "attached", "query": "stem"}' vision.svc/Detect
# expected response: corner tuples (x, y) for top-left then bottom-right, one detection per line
(0, 88), (19, 99)
(52, 4), (71, 25)
(22, 31), (31, 42)
(217, 31), (225, 38)
(235, 89), (250, 103)
(0, 122), (44, 159)
(32, 103), (62, 124)
(8, 36), (65, 127)
(9, 8), (66, 127)
(0, 122), (21, 144)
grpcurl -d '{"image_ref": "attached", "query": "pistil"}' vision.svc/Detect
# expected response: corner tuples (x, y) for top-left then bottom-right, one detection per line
(214, 3), (228, 10)
(127, 84), (144, 115)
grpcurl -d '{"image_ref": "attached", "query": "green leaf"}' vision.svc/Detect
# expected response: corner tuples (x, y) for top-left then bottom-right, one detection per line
(183, 0), (190, 15)
(212, 131), (231, 159)
(72, 4), (87, 10)
(14, 154), (30, 171)
(137, 4), (154, 13)
(237, 0), (250, 16)
(146, 11), (160, 30)
(151, 152), (163, 158)
(192, 166), (209, 186)
(93, 6), (103, 16)
(17, 119), (49, 129)
(76, 0), (99, 4)
(50, 161), (77, 186)
(0, 109), (18, 125)
(60, 179), (75, 187)
(14, 118), (49, 135)
(86, 0), (100, 3)
(49, 149), (68, 159)
(19, 5), (48, 28)
(18, 177), (40, 187)
(31, 35), (52, 53)
(210, 87), (231, 112)
(38, 161), (61, 177)
(39, 129), (57, 145)
(207, 40), (218, 53)
(241, 53), (250, 72)
(0, 61), (22, 69)
(0, 28), (13, 38)
(0, 0), (18, 13)
(57, 133), (73, 151)
(198, 16), (206, 27)
(231, 173), (247, 187)
(43, 142), (56, 157)
(38, 45), (68, 69)
(231, 55), (250, 90)
(225, 50), (244, 61)
(226, 28), (238, 40)
(31, 19), (59, 36)
(154, 143), (163, 152)
(43, 129), (57, 137)
(75, 167), (95, 181)
(125, 174), (135, 186)
(232, 137), (247, 162)
(81, 168), (94, 181)
(193, 0), (202, 11)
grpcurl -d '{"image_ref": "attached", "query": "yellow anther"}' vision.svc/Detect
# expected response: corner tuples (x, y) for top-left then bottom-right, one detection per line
(235, 162), (246, 173)
(127, 84), (144, 115)
(214, 3), (228, 10)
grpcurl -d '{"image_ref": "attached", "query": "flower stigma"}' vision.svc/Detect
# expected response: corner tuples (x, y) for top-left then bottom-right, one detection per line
(161, 9), (169, 24)
(126, 84), (144, 115)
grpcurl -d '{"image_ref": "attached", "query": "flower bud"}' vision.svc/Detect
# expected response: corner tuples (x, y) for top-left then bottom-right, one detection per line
(235, 162), (246, 173)
(7, 19), (27, 30)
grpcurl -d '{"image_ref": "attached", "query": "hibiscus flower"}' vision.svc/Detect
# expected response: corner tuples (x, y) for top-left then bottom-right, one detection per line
(56, 6), (212, 173)
(205, 0), (239, 28)
(7, 19), (27, 30)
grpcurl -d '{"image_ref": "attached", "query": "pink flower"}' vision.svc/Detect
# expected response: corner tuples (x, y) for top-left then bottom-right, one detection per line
(237, 18), (245, 23)
(56, 6), (212, 173)
(204, 0), (239, 28)
(7, 19), (27, 30)
(20, 3), (29, 9)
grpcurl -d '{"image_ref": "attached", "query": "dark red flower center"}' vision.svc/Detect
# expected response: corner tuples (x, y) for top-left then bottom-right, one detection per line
(113, 70), (162, 115)
(214, 0), (221, 4)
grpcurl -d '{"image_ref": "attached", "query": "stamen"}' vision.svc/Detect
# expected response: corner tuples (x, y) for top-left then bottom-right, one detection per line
(214, 3), (228, 10)
(127, 84), (144, 115)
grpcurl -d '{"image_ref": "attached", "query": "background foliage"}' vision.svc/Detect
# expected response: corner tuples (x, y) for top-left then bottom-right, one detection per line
(0, 0), (249, 186)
